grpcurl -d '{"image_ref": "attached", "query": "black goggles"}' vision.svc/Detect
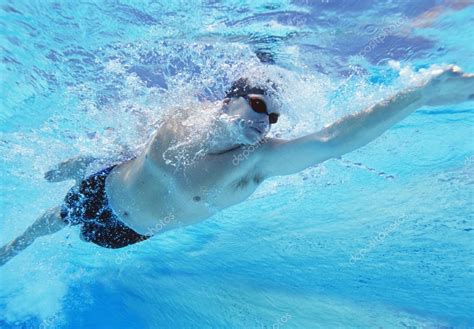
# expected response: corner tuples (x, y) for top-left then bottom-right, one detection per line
(242, 95), (279, 124)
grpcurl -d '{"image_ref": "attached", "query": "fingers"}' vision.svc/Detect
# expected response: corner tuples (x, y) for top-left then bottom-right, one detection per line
(44, 169), (60, 182)
(449, 65), (462, 73)
(441, 65), (463, 78)
(44, 170), (53, 180)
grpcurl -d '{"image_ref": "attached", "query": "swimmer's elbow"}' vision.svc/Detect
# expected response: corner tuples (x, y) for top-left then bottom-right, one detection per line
(262, 137), (337, 177)
(322, 134), (368, 159)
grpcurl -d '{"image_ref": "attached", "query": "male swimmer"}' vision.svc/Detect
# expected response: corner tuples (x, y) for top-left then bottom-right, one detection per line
(1, 66), (473, 265)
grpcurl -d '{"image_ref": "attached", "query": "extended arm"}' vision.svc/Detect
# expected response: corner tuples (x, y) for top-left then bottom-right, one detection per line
(44, 144), (136, 183)
(261, 66), (474, 177)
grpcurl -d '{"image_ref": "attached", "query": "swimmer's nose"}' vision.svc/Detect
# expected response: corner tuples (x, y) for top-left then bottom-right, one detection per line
(256, 120), (270, 131)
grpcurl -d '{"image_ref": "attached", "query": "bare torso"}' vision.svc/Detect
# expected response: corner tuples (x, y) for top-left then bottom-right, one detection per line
(105, 119), (266, 236)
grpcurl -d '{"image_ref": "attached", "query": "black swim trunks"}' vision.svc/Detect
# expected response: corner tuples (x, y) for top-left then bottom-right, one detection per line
(60, 165), (150, 249)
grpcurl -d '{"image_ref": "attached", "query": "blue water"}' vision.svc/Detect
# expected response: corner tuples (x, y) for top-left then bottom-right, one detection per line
(1, 1), (473, 328)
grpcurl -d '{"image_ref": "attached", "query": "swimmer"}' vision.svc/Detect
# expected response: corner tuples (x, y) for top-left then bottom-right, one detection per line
(1, 65), (473, 265)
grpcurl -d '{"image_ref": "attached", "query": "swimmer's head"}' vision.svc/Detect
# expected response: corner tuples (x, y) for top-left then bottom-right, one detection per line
(222, 78), (280, 144)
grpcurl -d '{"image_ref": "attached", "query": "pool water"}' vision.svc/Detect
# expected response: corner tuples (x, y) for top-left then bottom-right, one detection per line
(1, 1), (473, 328)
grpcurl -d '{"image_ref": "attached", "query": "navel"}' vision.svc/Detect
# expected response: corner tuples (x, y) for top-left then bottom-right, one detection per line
(253, 174), (263, 184)
(193, 196), (201, 202)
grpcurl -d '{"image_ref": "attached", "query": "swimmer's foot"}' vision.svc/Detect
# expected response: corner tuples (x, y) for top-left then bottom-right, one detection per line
(44, 155), (95, 183)
(0, 206), (66, 267)
(0, 240), (29, 266)
(421, 65), (474, 107)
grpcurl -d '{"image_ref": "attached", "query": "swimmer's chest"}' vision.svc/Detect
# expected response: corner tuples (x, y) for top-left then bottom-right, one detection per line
(168, 151), (265, 210)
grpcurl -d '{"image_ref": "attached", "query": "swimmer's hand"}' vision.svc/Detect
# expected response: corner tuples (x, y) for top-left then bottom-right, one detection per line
(44, 155), (95, 183)
(421, 65), (474, 107)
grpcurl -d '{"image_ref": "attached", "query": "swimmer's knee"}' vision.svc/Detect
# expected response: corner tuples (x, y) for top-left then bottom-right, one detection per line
(40, 206), (67, 234)
(50, 208), (68, 229)
(45, 206), (63, 221)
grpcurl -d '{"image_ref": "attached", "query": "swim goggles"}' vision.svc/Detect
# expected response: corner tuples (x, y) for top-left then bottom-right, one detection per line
(242, 95), (279, 124)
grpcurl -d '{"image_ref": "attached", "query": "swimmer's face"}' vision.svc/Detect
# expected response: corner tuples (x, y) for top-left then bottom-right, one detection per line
(222, 94), (280, 145)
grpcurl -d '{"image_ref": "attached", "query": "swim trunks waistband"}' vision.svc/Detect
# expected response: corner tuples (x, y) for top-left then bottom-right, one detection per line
(60, 165), (150, 249)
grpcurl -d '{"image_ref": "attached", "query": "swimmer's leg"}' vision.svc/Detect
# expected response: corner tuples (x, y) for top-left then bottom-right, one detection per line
(0, 206), (67, 266)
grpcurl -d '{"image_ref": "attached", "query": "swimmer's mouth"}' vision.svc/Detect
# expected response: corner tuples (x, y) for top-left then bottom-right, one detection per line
(250, 127), (263, 134)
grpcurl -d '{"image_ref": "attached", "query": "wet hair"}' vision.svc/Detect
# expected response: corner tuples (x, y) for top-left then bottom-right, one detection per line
(225, 78), (277, 99)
